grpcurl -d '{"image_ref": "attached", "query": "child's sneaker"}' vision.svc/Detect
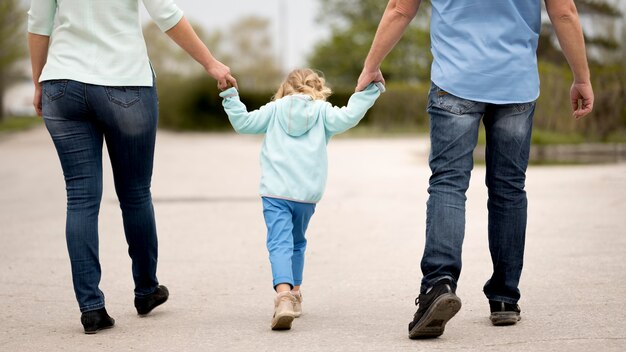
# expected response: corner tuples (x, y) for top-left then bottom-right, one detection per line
(291, 290), (303, 318)
(271, 291), (296, 330)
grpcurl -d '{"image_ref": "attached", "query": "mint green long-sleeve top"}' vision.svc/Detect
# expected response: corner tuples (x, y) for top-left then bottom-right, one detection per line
(28, 0), (183, 86)
(220, 83), (385, 203)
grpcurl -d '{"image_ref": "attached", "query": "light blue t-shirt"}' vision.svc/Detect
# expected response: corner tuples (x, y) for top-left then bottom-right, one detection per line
(430, 0), (541, 104)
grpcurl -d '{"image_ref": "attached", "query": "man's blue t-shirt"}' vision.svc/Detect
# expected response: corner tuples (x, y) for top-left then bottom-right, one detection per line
(430, 0), (541, 104)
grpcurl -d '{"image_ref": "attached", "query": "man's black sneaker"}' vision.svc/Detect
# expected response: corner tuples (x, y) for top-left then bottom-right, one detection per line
(489, 300), (521, 326)
(81, 307), (115, 334)
(408, 279), (462, 339)
(135, 285), (169, 316)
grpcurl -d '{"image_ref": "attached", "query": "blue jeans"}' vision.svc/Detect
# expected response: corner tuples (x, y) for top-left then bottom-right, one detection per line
(262, 197), (316, 288)
(420, 83), (535, 304)
(42, 80), (160, 312)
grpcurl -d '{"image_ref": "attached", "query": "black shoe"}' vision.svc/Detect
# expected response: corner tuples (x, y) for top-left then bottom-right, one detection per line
(408, 279), (462, 339)
(489, 300), (521, 326)
(135, 285), (169, 316)
(81, 308), (115, 334)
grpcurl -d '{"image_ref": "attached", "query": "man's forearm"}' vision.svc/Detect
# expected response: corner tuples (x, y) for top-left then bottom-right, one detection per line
(546, 1), (590, 82)
(363, 0), (421, 71)
(28, 33), (50, 85)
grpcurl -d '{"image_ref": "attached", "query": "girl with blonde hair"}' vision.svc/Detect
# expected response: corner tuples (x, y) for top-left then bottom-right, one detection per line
(220, 68), (384, 330)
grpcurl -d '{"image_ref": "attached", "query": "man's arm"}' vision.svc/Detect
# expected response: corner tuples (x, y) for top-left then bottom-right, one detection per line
(28, 33), (50, 116)
(545, 0), (594, 119)
(356, 0), (422, 91)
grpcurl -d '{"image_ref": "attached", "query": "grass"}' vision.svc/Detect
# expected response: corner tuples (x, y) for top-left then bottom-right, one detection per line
(0, 116), (42, 133)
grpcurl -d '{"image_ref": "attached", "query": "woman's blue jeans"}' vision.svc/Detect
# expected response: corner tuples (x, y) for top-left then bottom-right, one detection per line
(42, 80), (160, 312)
(262, 197), (316, 289)
(420, 83), (535, 304)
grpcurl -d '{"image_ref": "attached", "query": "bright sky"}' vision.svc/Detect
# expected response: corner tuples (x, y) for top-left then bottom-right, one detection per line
(158, 0), (328, 70)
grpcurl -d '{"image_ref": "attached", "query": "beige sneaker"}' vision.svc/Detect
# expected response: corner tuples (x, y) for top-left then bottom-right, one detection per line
(271, 291), (296, 330)
(291, 290), (302, 318)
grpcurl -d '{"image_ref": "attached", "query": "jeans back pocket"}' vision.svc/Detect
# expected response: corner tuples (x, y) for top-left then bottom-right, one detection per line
(43, 80), (68, 101)
(105, 86), (141, 108)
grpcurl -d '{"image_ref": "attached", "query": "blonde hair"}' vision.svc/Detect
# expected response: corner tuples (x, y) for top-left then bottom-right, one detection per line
(272, 68), (332, 101)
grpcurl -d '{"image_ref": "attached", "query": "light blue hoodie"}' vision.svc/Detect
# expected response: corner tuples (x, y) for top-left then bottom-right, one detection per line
(220, 83), (384, 203)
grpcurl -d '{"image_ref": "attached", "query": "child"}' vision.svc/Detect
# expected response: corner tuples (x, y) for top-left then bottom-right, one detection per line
(220, 68), (384, 330)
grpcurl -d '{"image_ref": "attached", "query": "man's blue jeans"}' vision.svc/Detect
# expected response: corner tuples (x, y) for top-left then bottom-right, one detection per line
(420, 83), (535, 304)
(42, 80), (160, 312)
(262, 197), (316, 288)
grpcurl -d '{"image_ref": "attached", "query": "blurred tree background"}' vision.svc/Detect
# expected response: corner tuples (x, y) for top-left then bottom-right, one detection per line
(151, 0), (625, 142)
(3, 0), (625, 142)
(0, 0), (27, 122)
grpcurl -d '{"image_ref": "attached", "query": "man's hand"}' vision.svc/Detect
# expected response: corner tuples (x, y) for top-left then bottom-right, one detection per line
(570, 81), (593, 119)
(356, 68), (385, 92)
(33, 84), (43, 116)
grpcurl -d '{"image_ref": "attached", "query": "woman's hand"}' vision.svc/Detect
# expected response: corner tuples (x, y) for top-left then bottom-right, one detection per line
(206, 59), (238, 91)
(33, 84), (43, 116)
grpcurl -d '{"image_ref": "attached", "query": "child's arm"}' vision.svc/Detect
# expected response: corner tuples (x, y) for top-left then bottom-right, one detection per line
(323, 82), (385, 136)
(220, 87), (275, 134)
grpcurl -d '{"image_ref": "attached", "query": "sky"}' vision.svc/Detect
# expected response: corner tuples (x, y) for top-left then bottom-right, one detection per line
(151, 0), (328, 70)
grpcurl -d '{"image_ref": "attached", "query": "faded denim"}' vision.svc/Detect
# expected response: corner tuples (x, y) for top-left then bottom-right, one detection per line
(420, 83), (535, 304)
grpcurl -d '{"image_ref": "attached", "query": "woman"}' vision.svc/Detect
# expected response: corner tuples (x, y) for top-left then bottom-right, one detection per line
(28, 0), (236, 334)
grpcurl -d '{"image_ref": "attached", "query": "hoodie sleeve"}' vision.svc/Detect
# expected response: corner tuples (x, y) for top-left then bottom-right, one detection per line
(323, 82), (385, 136)
(220, 87), (275, 135)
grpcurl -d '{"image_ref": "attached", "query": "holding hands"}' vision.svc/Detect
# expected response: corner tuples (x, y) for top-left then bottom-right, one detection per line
(205, 58), (238, 91)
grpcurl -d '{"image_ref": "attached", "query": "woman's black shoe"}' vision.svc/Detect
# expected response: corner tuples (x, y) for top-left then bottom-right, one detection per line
(81, 307), (115, 334)
(135, 285), (169, 316)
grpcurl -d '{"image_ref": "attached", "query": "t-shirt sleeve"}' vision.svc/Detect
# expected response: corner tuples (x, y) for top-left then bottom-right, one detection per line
(28, 0), (57, 36)
(142, 0), (184, 32)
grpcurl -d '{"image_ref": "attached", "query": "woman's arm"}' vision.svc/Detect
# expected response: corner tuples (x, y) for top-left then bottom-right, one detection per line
(28, 33), (50, 116)
(165, 17), (237, 91)
(545, 0), (593, 119)
(356, 0), (421, 91)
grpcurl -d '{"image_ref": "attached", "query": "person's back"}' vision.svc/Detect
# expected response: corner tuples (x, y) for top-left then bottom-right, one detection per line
(30, 0), (182, 86)
(220, 68), (383, 330)
(357, 0), (593, 340)
(429, 0), (542, 103)
(28, 0), (235, 334)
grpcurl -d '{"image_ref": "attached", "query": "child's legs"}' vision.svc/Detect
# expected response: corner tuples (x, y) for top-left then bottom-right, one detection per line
(291, 202), (316, 288)
(262, 197), (296, 289)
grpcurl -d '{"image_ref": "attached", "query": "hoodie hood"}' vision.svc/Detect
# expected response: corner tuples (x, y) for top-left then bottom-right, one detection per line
(273, 95), (321, 137)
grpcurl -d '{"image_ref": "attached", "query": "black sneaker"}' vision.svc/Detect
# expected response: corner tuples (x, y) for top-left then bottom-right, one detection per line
(408, 279), (462, 339)
(135, 285), (169, 316)
(81, 307), (115, 334)
(489, 300), (521, 326)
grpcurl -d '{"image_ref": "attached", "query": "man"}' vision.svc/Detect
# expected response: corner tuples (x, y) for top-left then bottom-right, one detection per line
(357, 0), (594, 339)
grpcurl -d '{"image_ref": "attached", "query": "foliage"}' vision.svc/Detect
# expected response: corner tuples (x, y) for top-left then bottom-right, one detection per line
(0, 116), (41, 133)
(309, 0), (431, 88)
(143, 16), (282, 91)
(0, 0), (27, 121)
(219, 16), (283, 90)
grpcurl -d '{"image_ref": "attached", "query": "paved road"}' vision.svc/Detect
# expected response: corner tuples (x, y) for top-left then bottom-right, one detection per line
(1, 126), (625, 351)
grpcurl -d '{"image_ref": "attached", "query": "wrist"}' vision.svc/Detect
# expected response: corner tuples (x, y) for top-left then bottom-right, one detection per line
(202, 56), (218, 72)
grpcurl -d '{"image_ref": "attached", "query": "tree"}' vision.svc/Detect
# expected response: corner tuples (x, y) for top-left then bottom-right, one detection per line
(309, 0), (431, 88)
(539, 0), (624, 64)
(143, 21), (223, 77)
(143, 16), (282, 90)
(0, 0), (27, 120)
(221, 16), (283, 90)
